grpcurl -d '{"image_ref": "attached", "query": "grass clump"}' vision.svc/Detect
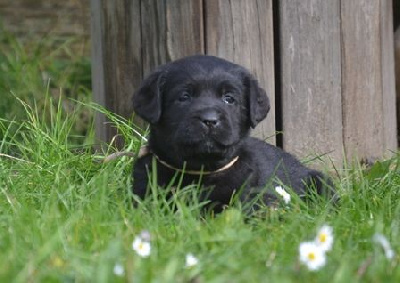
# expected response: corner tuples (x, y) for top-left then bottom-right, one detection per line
(0, 27), (92, 144)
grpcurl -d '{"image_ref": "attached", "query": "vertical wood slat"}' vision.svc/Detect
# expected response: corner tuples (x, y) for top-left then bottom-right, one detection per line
(278, 0), (343, 166)
(396, 26), (400, 138)
(380, 0), (397, 155)
(205, 0), (276, 144)
(341, 0), (397, 161)
(140, 0), (168, 75)
(141, 0), (204, 76)
(91, 0), (142, 147)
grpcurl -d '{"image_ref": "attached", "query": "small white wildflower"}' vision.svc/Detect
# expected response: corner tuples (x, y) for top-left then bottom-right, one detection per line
(299, 241), (326, 271)
(274, 186), (291, 204)
(132, 235), (151, 258)
(373, 233), (395, 260)
(315, 225), (334, 252)
(185, 253), (199, 267)
(113, 264), (125, 276)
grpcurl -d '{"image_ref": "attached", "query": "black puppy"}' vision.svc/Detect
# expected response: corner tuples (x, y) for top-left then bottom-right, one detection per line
(132, 55), (333, 212)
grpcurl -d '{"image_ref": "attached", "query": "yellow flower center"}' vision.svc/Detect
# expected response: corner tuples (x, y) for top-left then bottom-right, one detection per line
(308, 252), (316, 261)
(319, 233), (326, 243)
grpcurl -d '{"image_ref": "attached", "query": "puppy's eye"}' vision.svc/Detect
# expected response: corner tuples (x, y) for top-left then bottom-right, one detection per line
(222, 94), (235, 104)
(178, 92), (191, 102)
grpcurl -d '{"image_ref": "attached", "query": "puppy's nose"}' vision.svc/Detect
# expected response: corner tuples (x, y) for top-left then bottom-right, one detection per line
(199, 111), (219, 128)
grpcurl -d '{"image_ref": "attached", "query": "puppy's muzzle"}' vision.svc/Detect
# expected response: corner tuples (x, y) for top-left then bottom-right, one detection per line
(196, 109), (221, 129)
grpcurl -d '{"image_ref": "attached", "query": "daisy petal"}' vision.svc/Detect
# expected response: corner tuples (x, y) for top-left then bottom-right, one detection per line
(315, 225), (334, 252)
(299, 241), (326, 271)
(132, 236), (151, 258)
(185, 253), (199, 267)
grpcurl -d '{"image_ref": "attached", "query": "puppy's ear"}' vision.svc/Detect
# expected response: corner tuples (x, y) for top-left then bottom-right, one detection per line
(132, 70), (165, 124)
(246, 76), (270, 128)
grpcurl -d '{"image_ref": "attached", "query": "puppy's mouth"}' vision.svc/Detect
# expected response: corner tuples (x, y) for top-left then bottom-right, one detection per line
(173, 132), (241, 170)
(172, 138), (238, 171)
(178, 126), (237, 151)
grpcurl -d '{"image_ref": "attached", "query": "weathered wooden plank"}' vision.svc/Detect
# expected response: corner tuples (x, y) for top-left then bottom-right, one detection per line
(380, 0), (397, 154)
(205, 0), (276, 144)
(91, 0), (142, 147)
(140, 0), (168, 74)
(341, 0), (397, 161)
(278, 0), (343, 166)
(395, 27), (400, 140)
(166, 1), (204, 61)
(91, 0), (107, 144)
(141, 0), (204, 76)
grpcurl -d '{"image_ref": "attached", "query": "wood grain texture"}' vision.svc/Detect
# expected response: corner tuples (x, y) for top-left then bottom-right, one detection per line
(141, 0), (204, 76)
(341, 0), (397, 161)
(205, 0), (276, 144)
(395, 27), (400, 140)
(278, 0), (343, 166)
(140, 0), (168, 75)
(380, 0), (398, 153)
(91, 0), (142, 147)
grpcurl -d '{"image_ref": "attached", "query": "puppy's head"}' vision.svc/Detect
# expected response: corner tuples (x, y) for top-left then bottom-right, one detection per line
(133, 55), (270, 168)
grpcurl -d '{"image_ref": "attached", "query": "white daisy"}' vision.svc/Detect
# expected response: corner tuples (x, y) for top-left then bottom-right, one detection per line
(274, 186), (291, 204)
(315, 225), (334, 252)
(132, 235), (151, 258)
(299, 241), (326, 271)
(185, 253), (199, 267)
(373, 233), (395, 259)
(113, 264), (125, 276)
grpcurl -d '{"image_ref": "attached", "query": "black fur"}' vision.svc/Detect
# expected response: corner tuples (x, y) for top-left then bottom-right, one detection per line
(132, 55), (333, 212)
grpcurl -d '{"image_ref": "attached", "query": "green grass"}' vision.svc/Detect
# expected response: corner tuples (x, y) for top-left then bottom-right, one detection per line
(0, 96), (399, 282)
(0, 26), (92, 144)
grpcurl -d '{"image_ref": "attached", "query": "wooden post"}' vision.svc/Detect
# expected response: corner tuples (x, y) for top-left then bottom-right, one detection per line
(91, 0), (142, 147)
(206, 0), (276, 144)
(381, 1), (398, 154)
(341, 0), (397, 161)
(395, 26), (400, 139)
(277, 0), (343, 166)
(141, 0), (204, 75)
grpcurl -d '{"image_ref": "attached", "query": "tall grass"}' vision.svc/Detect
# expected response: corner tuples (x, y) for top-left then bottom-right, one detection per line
(0, 27), (92, 145)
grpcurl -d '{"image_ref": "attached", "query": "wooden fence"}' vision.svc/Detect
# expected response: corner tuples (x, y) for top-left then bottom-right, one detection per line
(91, 0), (397, 167)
